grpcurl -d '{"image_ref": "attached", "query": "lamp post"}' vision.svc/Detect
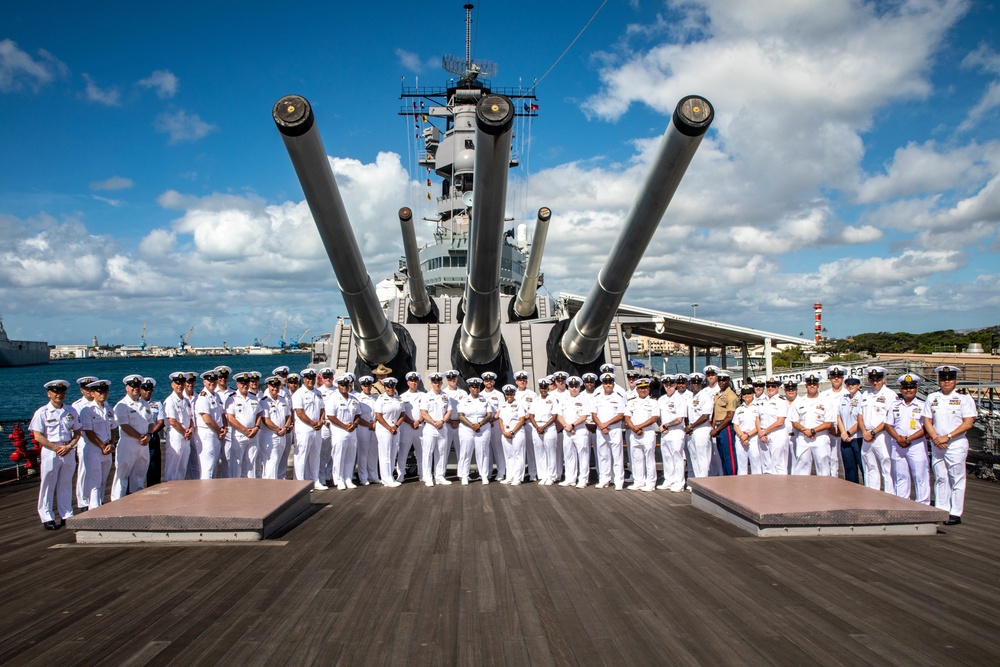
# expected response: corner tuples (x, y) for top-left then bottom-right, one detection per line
(691, 303), (698, 318)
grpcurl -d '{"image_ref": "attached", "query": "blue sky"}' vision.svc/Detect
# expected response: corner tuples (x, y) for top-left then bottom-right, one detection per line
(2, 0), (998, 347)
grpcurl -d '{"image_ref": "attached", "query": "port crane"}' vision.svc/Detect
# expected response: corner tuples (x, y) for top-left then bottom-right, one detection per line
(140, 320), (147, 353)
(253, 333), (273, 347)
(278, 320), (290, 351)
(296, 328), (312, 349)
(178, 326), (194, 352)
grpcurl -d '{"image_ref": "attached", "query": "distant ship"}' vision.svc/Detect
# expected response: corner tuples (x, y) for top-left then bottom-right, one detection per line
(0, 314), (49, 367)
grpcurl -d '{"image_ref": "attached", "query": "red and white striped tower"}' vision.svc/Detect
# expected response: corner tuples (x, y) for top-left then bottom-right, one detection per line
(814, 303), (823, 343)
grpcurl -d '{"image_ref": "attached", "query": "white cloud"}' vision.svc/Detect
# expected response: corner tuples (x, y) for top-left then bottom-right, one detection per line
(82, 73), (121, 106)
(90, 176), (134, 191)
(856, 141), (991, 203)
(0, 39), (67, 92)
(154, 110), (217, 144)
(137, 69), (178, 98)
(92, 195), (122, 207)
(396, 48), (438, 74)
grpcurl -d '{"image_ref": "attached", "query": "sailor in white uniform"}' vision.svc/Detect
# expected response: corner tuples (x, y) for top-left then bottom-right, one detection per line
(684, 373), (713, 479)
(162, 372), (193, 482)
(442, 370), (467, 477)
(194, 370), (226, 480)
(226, 372), (262, 478)
(481, 371), (505, 482)
(72, 376), (97, 511)
(317, 368), (337, 486)
(821, 365), (849, 479)
(457, 377), (493, 485)
(922, 365), (977, 524)
(558, 376), (591, 488)
(260, 376), (293, 480)
(213, 366), (234, 478)
(111, 374), (152, 500)
(355, 376), (379, 485)
(527, 377), (559, 485)
(398, 371), (425, 482)
(31, 380), (81, 528)
(293, 369), (326, 489)
(514, 370), (537, 481)
(592, 372), (626, 490)
(625, 377), (659, 491)
(79, 379), (116, 508)
(657, 375), (688, 491)
(420, 372), (453, 485)
(140, 377), (164, 487)
(884, 373), (929, 504)
(857, 366), (895, 493)
(789, 374), (835, 476)
(374, 377), (404, 487)
(755, 378), (787, 475)
(183, 372), (201, 479)
(326, 373), (360, 489)
(732, 385), (759, 475)
(498, 384), (526, 485)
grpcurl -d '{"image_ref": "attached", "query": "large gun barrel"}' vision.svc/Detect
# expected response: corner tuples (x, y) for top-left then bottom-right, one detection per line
(561, 95), (714, 364)
(273, 95), (398, 365)
(513, 207), (552, 318)
(398, 207), (433, 318)
(459, 94), (515, 364)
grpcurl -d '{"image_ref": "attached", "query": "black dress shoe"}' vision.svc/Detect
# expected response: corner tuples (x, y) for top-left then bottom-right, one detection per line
(43, 521), (58, 530)
(944, 515), (962, 525)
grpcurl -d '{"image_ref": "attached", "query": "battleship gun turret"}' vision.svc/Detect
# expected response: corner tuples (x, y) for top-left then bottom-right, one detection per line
(512, 207), (552, 319)
(273, 95), (414, 376)
(554, 95), (714, 370)
(398, 207), (435, 321)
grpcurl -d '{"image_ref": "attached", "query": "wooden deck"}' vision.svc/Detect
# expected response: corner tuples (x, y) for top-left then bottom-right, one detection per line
(1, 475), (998, 666)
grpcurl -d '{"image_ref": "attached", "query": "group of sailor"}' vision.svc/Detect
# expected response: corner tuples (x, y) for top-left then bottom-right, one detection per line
(30, 361), (975, 529)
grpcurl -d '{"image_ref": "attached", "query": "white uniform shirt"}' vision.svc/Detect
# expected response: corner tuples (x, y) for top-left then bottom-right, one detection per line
(164, 392), (193, 431)
(860, 385), (896, 430)
(443, 386), (468, 421)
(420, 391), (452, 422)
(791, 395), (836, 430)
(626, 396), (659, 427)
(515, 389), (536, 417)
(324, 391), (359, 428)
(758, 394), (788, 432)
(922, 391), (976, 440)
(114, 395), (151, 442)
(80, 402), (116, 444)
(226, 392), (261, 431)
(529, 394), (557, 425)
(195, 389), (224, 430)
(374, 393), (403, 423)
(559, 393), (592, 426)
(30, 403), (81, 443)
(658, 392), (688, 431)
(582, 390), (598, 425)
(481, 389), (503, 421)
(399, 390), (423, 423)
(592, 392), (626, 428)
(458, 395), (492, 422)
(890, 397), (925, 439)
(497, 401), (524, 431)
(72, 395), (93, 417)
(733, 402), (758, 435)
(356, 391), (377, 425)
(292, 386), (324, 426)
(261, 393), (291, 430)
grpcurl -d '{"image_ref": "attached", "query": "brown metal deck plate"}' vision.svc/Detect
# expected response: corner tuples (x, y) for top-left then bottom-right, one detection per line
(689, 475), (949, 536)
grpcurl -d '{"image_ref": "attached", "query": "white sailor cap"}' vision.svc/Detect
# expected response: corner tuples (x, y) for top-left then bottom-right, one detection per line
(803, 373), (821, 384)
(466, 377), (484, 387)
(703, 365), (720, 375)
(717, 370), (732, 379)
(662, 374), (676, 383)
(501, 384), (517, 394)
(599, 372), (615, 383)
(199, 370), (219, 381)
(272, 365), (290, 375)
(582, 372), (599, 382)
(249, 371), (261, 380)
(359, 375), (375, 385)
(124, 374), (144, 386)
(214, 365), (232, 376)
(552, 371), (569, 381)
(865, 366), (887, 378)
(626, 369), (640, 379)
(481, 371), (497, 381)
(897, 373), (922, 387)
(76, 376), (98, 387)
(635, 377), (651, 388)
(674, 374), (689, 382)
(344, 372), (356, 383)
(319, 367), (334, 377)
(567, 375), (582, 387)
(169, 372), (186, 383)
(45, 379), (70, 391)
(234, 372), (252, 384)
(140, 377), (156, 388)
(599, 363), (616, 373)
(689, 372), (706, 382)
(286, 373), (301, 382)
(513, 370), (529, 380)
(86, 379), (111, 391)
(380, 377), (398, 387)
(265, 376), (282, 386)
(428, 372), (444, 382)
(299, 368), (316, 377)
(445, 369), (460, 379)
(826, 364), (848, 376)
(537, 377), (551, 387)
(935, 365), (961, 379)
(335, 374), (352, 385)
(405, 371), (421, 381)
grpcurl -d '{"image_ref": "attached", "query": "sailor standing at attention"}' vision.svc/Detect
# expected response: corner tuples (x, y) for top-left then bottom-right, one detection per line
(883, 373), (929, 504)
(193, 371), (226, 480)
(857, 366), (895, 493)
(260, 376), (293, 480)
(836, 377), (864, 484)
(79, 379), (116, 508)
(755, 378), (787, 475)
(480, 371), (505, 482)
(140, 378), (164, 487)
(226, 373), (262, 478)
(789, 373), (835, 476)
(162, 372), (194, 482)
(398, 372), (425, 482)
(457, 377), (493, 485)
(72, 376), (97, 512)
(527, 377), (559, 485)
(557, 376), (591, 488)
(922, 365), (977, 525)
(213, 366), (234, 477)
(550, 370), (571, 482)
(625, 377), (659, 491)
(316, 368), (337, 486)
(111, 375), (152, 500)
(442, 370), (467, 476)
(292, 369), (326, 489)
(326, 374), (360, 489)
(420, 372), (453, 485)
(592, 372), (626, 490)
(821, 365), (849, 480)
(183, 372), (201, 479)
(354, 376), (379, 485)
(498, 384), (526, 485)
(513, 370), (537, 482)
(374, 377), (405, 487)
(31, 380), (81, 529)
(684, 373), (712, 480)
(657, 375), (688, 491)
(710, 371), (739, 476)
(732, 385), (759, 475)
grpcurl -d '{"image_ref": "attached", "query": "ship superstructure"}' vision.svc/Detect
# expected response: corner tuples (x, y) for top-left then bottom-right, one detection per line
(0, 314), (49, 367)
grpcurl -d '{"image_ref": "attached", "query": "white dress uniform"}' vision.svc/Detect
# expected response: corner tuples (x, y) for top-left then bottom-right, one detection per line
(30, 400), (80, 523)
(888, 396), (930, 503)
(789, 395), (835, 476)
(215, 386), (236, 478)
(859, 385), (896, 492)
(756, 394), (788, 474)
(497, 399), (526, 485)
(226, 392), (262, 478)
(626, 394), (659, 490)
(592, 391), (625, 489)
(420, 391), (453, 483)
(292, 385), (325, 484)
(686, 388), (714, 479)
(559, 393), (592, 487)
(732, 401), (759, 475)
(318, 384), (336, 483)
(325, 390), (360, 488)
(398, 389), (425, 480)
(111, 395), (152, 500)
(551, 388), (569, 481)
(260, 393), (291, 480)
(657, 391), (688, 490)
(481, 388), (505, 481)
(528, 393), (559, 484)
(516, 388), (538, 480)
(194, 389), (224, 479)
(443, 385), (467, 471)
(923, 389), (976, 518)
(275, 389), (294, 478)
(72, 393), (93, 509)
(375, 393), (404, 486)
(821, 385), (847, 479)
(80, 401), (116, 508)
(355, 391), (379, 484)
(458, 394), (493, 484)
(163, 391), (193, 482)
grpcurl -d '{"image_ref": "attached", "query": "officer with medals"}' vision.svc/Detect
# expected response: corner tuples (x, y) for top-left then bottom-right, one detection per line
(163, 371), (194, 481)
(111, 374), (152, 500)
(922, 365), (977, 524)
(419, 372), (453, 485)
(140, 377), (164, 486)
(79, 379), (116, 508)
(884, 373), (929, 504)
(30, 380), (82, 529)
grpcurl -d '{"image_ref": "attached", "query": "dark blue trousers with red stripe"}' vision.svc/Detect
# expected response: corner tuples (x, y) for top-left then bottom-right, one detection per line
(715, 425), (737, 476)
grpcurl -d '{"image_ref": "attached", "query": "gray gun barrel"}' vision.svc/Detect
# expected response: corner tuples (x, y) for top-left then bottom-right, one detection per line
(398, 207), (432, 318)
(513, 207), (552, 318)
(561, 95), (714, 364)
(459, 94), (515, 364)
(273, 94), (398, 365)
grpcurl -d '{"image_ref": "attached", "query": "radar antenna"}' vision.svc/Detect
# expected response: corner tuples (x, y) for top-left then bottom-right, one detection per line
(442, 4), (497, 82)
